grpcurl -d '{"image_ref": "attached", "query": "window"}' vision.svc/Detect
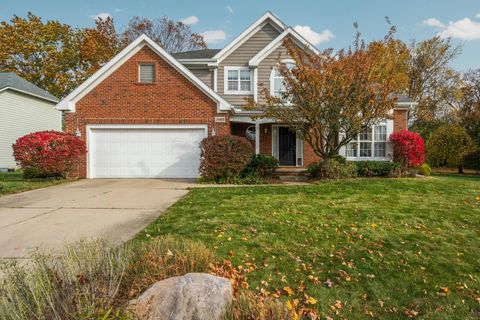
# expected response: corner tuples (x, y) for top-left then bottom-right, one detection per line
(271, 62), (295, 102)
(138, 63), (155, 83)
(225, 67), (252, 94)
(374, 125), (387, 157)
(346, 123), (388, 159)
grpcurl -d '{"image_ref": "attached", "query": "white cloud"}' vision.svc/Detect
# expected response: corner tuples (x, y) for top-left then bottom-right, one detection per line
(114, 8), (122, 13)
(477, 13), (480, 18)
(201, 30), (227, 44)
(226, 6), (234, 14)
(423, 16), (480, 40)
(180, 15), (199, 25)
(90, 12), (111, 21)
(293, 25), (335, 45)
(439, 18), (480, 40)
(422, 18), (445, 28)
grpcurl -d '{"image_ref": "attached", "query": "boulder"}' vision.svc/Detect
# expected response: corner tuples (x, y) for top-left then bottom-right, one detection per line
(130, 273), (233, 320)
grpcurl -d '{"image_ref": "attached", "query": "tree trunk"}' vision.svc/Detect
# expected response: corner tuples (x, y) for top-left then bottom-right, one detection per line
(458, 165), (464, 174)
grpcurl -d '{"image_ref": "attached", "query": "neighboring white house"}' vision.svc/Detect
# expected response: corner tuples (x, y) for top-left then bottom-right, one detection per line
(0, 72), (61, 169)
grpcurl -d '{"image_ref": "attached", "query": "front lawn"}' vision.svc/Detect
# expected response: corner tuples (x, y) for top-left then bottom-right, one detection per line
(0, 171), (67, 196)
(137, 176), (480, 319)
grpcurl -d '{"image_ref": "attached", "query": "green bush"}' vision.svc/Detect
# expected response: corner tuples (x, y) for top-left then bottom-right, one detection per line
(419, 163), (432, 176)
(307, 157), (357, 180)
(463, 150), (480, 172)
(23, 167), (62, 179)
(353, 161), (400, 177)
(242, 154), (279, 179)
(426, 125), (476, 171)
(0, 236), (215, 320)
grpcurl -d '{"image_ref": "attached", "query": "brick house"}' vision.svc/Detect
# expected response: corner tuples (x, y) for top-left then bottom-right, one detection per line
(57, 12), (416, 179)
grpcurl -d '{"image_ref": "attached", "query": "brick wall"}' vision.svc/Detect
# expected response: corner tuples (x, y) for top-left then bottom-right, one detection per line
(65, 45), (229, 177)
(393, 109), (408, 132)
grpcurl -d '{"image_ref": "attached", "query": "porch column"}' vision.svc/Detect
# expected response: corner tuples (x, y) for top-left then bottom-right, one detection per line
(255, 120), (260, 155)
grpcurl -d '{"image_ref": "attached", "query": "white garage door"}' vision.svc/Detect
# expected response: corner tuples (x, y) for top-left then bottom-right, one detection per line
(88, 125), (206, 178)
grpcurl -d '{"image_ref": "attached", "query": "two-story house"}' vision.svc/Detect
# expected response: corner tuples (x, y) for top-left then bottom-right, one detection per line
(57, 12), (415, 178)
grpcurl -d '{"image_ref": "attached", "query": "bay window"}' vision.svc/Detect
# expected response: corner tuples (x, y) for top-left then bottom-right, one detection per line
(345, 123), (388, 159)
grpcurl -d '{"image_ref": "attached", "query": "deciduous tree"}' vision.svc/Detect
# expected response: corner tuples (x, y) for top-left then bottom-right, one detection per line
(77, 17), (125, 82)
(458, 68), (480, 147)
(250, 26), (407, 161)
(406, 37), (462, 122)
(121, 16), (207, 53)
(0, 13), (123, 98)
(0, 13), (79, 98)
(426, 124), (476, 173)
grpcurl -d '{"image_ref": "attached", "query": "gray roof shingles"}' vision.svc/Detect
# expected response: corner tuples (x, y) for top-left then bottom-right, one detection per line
(0, 72), (59, 102)
(172, 49), (221, 59)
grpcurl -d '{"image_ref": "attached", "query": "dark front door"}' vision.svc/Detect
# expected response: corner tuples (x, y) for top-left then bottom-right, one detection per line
(278, 127), (296, 166)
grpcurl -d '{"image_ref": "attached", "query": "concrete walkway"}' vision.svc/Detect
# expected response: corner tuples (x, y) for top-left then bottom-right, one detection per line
(0, 179), (196, 258)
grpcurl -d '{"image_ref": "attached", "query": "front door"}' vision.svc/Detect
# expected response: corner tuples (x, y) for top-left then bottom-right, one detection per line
(278, 127), (296, 166)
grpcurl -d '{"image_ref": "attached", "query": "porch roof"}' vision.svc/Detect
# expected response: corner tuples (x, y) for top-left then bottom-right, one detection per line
(230, 115), (276, 124)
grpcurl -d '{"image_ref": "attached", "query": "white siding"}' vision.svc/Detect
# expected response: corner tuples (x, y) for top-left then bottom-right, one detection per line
(0, 90), (61, 168)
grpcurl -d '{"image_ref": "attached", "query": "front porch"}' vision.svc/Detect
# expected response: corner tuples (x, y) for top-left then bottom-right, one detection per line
(230, 119), (313, 168)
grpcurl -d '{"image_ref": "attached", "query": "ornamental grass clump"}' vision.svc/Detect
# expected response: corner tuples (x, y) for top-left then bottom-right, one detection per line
(0, 236), (216, 320)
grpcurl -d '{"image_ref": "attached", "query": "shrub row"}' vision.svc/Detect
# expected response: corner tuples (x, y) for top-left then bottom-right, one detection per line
(307, 157), (401, 179)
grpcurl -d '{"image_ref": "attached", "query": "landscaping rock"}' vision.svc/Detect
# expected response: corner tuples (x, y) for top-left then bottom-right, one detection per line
(130, 273), (233, 320)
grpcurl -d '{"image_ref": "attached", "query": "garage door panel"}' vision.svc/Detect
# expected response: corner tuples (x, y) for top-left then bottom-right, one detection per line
(89, 127), (205, 178)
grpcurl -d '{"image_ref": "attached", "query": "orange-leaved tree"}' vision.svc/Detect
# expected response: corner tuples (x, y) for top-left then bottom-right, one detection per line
(249, 26), (408, 161)
(0, 13), (124, 98)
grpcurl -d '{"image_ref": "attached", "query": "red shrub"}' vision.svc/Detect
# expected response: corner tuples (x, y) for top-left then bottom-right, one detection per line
(13, 131), (87, 177)
(199, 135), (254, 180)
(389, 130), (425, 168)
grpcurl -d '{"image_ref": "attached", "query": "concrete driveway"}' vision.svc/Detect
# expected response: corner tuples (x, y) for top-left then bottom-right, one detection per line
(0, 179), (196, 258)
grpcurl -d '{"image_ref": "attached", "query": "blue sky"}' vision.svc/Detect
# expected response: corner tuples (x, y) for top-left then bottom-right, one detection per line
(1, 0), (480, 70)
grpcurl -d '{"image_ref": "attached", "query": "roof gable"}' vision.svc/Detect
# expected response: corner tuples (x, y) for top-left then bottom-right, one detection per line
(0, 73), (59, 103)
(210, 12), (287, 66)
(57, 35), (231, 112)
(249, 28), (321, 67)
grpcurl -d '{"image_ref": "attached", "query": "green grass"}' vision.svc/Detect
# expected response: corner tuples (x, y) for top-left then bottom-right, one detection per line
(137, 176), (480, 319)
(0, 171), (67, 196)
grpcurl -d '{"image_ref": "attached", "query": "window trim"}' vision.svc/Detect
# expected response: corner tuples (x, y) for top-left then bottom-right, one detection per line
(224, 66), (253, 95)
(345, 122), (389, 161)
(269, 60), (296, 104)
(137, 62), (156, 84)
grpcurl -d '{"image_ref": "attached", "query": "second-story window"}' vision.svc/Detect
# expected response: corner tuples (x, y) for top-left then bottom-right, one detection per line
(225, 67), (252, 94)
(270, 61), (295, 102)
(138, 63), (155, 83)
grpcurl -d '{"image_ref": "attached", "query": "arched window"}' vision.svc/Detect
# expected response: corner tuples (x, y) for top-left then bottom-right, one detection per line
(270, 60), (295, 102)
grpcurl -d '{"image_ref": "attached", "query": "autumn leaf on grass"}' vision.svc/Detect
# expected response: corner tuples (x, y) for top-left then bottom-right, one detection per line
(437, 287), (450, 296)
(308, 274), (320, 284)
(304, 294), (317, 305)
(338, 269), (352, 281)
(404, 308), (419, 318)
(329, 300), (343, 313)
(283, 286), (294, 296)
